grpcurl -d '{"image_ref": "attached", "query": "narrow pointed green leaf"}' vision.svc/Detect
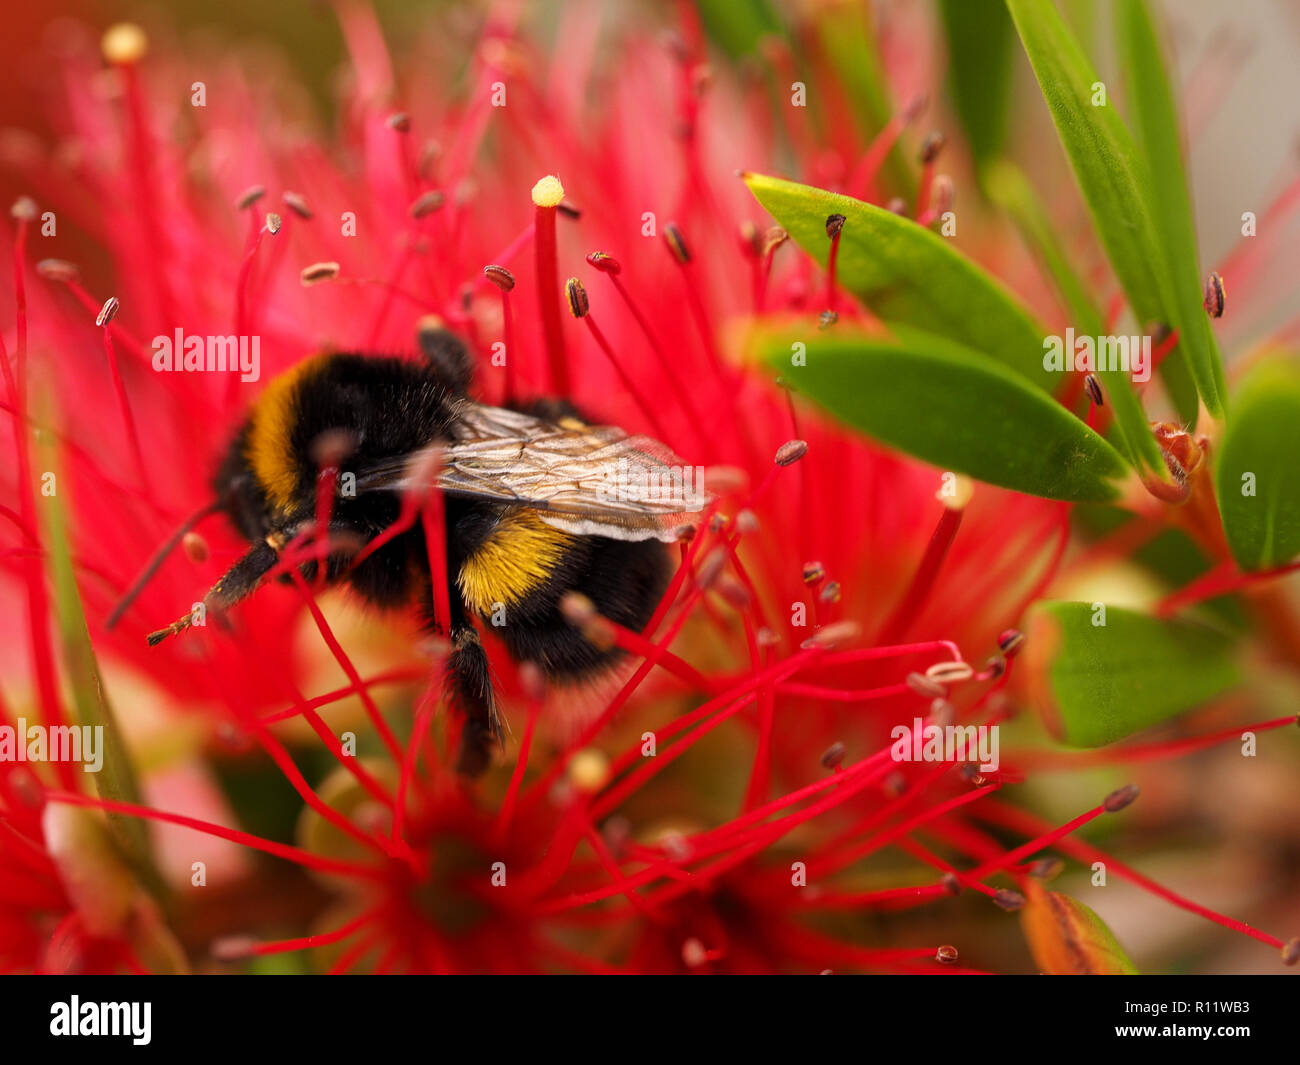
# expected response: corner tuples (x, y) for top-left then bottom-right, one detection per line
(1116, 0), (1227, 421)
(939, 0), (1015, 174)
(1214, 359), (1300, 571)
(983, 160), (1103, 337)
(745, 171), (1161, 476)
(1023, 601), (1239, 747)
(744, 173), (1049, 387)
(34, 399), (158, 892)
(1006, 0), (1225, 418)
(760, 329), (1130, 502)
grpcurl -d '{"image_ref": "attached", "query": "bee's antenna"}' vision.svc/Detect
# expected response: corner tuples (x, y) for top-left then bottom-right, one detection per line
(107, 500), (223, 630)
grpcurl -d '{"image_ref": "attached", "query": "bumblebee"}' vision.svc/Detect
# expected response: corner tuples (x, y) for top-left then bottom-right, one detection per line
(119, 326), (705, 775)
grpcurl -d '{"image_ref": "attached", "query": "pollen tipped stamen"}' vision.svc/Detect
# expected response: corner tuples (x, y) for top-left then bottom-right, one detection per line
(531, 174), (570, 394)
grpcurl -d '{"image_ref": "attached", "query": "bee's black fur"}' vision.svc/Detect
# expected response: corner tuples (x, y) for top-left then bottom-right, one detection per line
(161, 337), (673, 776)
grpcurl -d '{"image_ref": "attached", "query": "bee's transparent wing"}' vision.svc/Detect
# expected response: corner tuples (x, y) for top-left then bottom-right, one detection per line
(354, 403), (710, 542)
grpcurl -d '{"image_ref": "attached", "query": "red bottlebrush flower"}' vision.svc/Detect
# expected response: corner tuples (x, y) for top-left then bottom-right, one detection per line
(1, 3), (1297, 978)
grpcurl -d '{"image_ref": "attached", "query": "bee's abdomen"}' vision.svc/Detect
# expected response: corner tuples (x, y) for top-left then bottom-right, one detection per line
(468, 522), (671, 678)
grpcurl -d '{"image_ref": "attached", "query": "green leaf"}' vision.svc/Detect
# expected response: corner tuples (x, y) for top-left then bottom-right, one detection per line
(759, 328), (1131, 502)
(1021, 882), (1139, 974)
(981, 162), (1170, 478)
(938, 0), (1015, 173)
(1214, 359), (1300, 570)
(694, 0), (782, 58)
(1022, 601), (1239, 746)
(1116, 0), (1227, 422)
(744, 173), (1050, 388)
(745, 172), (1166, 476)
(34, 410), (159, 895)
(1006, 0), (1224, 421)
(984, 160), (1104, 338)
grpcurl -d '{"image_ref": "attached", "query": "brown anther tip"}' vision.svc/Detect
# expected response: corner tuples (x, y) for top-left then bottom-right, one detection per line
(882, 771), (907, 798)
(820, 741), (847, 769)
(670, 522), (697, 543)
(799, 620), (861, 651)
(559, 591), (598, 626)
(716, 575), (751, 610)
(1103, 784), (1140, 813)
(300, 261), (341, 286)
(931, 175), (955, 214)
(925, 660), (974, 685)
(940, 873), (962, 896)
(982, 653), (1007, 679)
(935, 944), (959, 964)
(703, 465), (749, 494)
(818, 309), (839, 329)
(996, 628), (1025, 657)
(557, 199), (581, 219)
(958, 763), (983, 783)
(761, 226), (788, 257)
(264, 212), (282, 235)
(483, 263), (516, 292)
(1281, 938), (1300, 966)
(920, 130), (946, 165)
(802, 561), (826, 585)
(818, 581), (841, 604)
(708, 513), (729, 534)
(10, 196), (37, 222)
(565, 277), (590, 318)
(1028, 857), (1064, 881)
(181, 531), (209, 564)
(887, 197), (908, 216)
(734, 509), (760, 535)
(235, 184), (266, 211)
(696, 548), (728, 588)
(1203, 271), (1226, 319)
(585, 251), (621, 275)
(1084, 373), (1104, 406)
(409, 190), (446, 218)
(386, 112), (411, 133)
(36, 258), (79, 283)
(663, 223), (691, 264)
(95, 296), (120, 327)
(145, 629), (171, 647)
(309, 427), (358, 468)
(906, 671), (946, 699)
(993, 889), (1026, 912)
(211, 935), (259, 961)
(825, 213), (846, 239)
(282, 190), (313, 219)
(775, 439), (808, 467)
(517, 661), (547, 703)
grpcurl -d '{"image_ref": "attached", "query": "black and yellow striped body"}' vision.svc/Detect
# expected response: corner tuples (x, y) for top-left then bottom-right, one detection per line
(211, 349), (670, 773)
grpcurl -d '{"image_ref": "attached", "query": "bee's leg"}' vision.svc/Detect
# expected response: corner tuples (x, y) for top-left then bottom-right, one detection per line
(446, 622), (503, 776)
(416, 320), (474, 396)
